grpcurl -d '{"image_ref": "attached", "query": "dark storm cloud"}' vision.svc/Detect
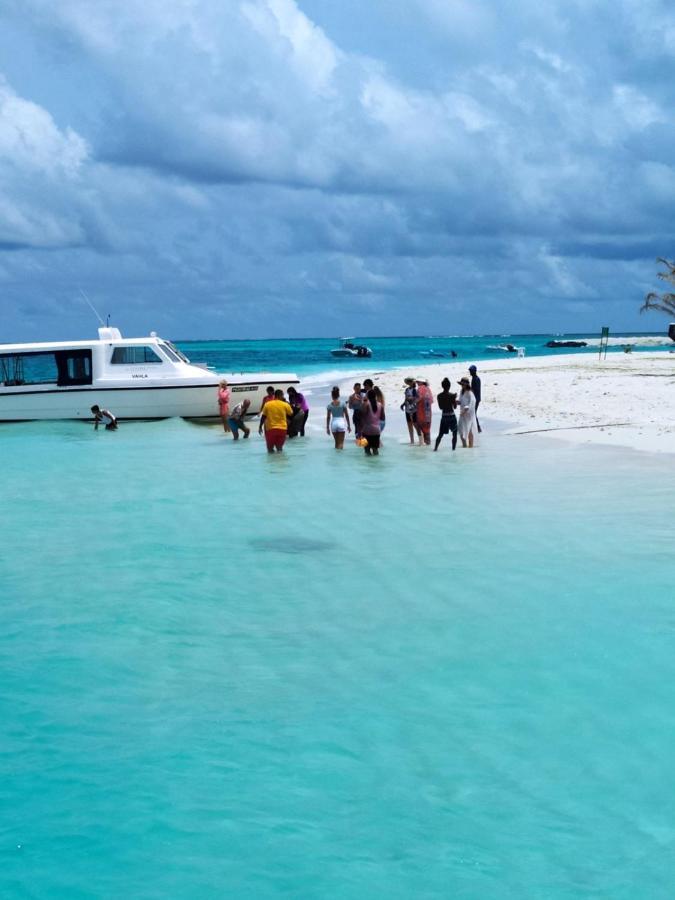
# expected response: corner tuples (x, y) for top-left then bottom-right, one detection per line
(1, 0), (674, 338)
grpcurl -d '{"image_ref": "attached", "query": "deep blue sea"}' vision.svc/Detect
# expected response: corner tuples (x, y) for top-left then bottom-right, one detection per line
(1, 407), (674, 897)
(175, 331), (673, 379)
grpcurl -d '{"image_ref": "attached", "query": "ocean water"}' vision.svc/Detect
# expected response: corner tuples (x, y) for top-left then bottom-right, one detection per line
(176, 332), (674, 378)
(1, 418), (674, 898)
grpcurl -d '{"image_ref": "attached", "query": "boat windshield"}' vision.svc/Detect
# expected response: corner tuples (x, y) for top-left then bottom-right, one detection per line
(163, 341), (190, 363)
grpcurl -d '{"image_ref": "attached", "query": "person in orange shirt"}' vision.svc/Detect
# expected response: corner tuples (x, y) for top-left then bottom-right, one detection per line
(258, 389), (293, 453)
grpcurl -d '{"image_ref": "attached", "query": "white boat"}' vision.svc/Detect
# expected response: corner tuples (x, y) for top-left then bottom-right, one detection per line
(330, 338), (372, 358)
(485, 343), (523, 354)
(0, 327), (299, 421)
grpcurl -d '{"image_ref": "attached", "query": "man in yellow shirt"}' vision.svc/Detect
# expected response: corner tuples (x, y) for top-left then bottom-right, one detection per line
(258, 389), (293, 452)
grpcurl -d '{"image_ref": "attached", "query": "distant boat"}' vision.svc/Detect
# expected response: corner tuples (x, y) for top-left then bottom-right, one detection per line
(485, 343), (523, 354)
(545, 340), (588, 348)
(330, 338), (372, 358)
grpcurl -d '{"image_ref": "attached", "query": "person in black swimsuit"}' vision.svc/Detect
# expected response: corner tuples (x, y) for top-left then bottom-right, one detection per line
(433, 378), (457, 451)
(469, 365), (482, 433)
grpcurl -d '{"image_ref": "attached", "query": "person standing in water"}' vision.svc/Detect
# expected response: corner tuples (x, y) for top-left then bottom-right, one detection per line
(416, 378), (433, 446)
(401, 377), (420, 444)
(457, 377), (477, 448)
(434, 379), (458, 451)
(469, 365), (482, 433)
(259, 389), (293, 453)
(326, 386), (351, 449)
(360, 388), (383, 456)
(348, 383), (364, 439)
(217, 379), (231, 433)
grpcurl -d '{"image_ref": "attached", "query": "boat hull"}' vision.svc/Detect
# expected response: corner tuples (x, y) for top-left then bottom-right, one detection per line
(0, 377), (299, 421)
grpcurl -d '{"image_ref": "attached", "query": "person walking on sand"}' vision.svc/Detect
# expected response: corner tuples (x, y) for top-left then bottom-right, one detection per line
(457, 377), (477, 448)
(401, 377), (420, 444)
(228, 398), (251, 440)
(91, 405), (118, 430)
(217, 379), (231, 433)
(349, 382), (364, 439)
(259, 389), (293, 453)
(469, 365), (482, 433)
(434, 379), (458, 451)
(326, 386), (351, 449)
(416, 378), (433, 446)
(360, 389), (383, 456)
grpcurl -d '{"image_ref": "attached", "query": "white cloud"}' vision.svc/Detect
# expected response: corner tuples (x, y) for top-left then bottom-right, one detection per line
(0, 77), (88, 175)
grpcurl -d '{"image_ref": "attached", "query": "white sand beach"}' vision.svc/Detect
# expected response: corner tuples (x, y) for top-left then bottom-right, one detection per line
(335, 351), (675, 454)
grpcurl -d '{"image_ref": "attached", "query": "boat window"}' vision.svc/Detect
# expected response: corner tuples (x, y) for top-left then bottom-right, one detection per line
(55, 350), (92, 386)
(110, 346), (163, 364)
(0, 352), (58, 386)
(159, 342), (182, 363)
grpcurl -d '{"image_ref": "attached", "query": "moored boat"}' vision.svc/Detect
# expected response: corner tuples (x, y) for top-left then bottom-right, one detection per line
(330, 338), (372, 358)
(0, 327), (299, 421)
(485, 343), (523, 354)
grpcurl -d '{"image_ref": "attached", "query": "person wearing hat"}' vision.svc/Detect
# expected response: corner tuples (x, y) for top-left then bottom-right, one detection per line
(416, 377), (433, 446)
(400, 377), (420, 444)
(457, 376), (477, 448)
(469, 365), (482, 433)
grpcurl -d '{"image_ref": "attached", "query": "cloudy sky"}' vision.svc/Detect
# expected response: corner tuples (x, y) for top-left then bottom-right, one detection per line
(1, 0), (674, 340)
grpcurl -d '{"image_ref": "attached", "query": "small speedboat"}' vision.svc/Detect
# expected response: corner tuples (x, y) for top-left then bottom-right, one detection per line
(330, 338), (372, 358)
(485, 343), (522, 353)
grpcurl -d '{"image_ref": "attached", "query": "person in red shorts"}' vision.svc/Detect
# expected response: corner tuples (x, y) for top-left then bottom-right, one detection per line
(259, 389), (293, 453)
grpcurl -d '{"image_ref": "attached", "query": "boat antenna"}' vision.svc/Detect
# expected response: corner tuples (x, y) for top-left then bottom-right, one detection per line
(79, 289), (105, 327)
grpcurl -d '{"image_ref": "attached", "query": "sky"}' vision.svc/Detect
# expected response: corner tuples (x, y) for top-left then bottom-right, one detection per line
(1, 0), (675, 340)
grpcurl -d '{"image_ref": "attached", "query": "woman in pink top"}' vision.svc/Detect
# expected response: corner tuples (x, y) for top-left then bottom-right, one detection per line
(416, 379), (433, 446)
(217, 379), (231, 432)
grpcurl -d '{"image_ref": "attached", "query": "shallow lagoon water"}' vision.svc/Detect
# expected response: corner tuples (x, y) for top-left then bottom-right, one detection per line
(1, 419), (674, 898)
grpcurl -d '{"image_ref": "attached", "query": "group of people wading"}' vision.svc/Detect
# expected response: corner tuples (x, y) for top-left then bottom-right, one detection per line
(217, 365), (482, 455)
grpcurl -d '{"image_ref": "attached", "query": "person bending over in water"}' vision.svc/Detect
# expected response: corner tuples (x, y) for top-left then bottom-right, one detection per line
(326, 386), (351, 449)
(228, 398), (251, 440)
(287, 386), (309, 437)
(259, 389), (293, 453)
(434, 378), (458, 451)
(91, 405), (118, 430)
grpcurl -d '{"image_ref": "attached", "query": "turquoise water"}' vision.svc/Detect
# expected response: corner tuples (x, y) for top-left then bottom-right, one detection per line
(176, 332), (673, 378)
(1, 418), (674, 897)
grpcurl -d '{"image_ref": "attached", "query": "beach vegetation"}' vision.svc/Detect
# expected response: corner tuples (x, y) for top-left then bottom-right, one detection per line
(642, 258), (675, 316)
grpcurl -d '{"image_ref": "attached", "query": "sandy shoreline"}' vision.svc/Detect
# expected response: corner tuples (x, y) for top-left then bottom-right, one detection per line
(316, 351), (675, 454)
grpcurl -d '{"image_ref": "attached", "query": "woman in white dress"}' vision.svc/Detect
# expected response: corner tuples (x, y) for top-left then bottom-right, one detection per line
(457, 377), (477, 448)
